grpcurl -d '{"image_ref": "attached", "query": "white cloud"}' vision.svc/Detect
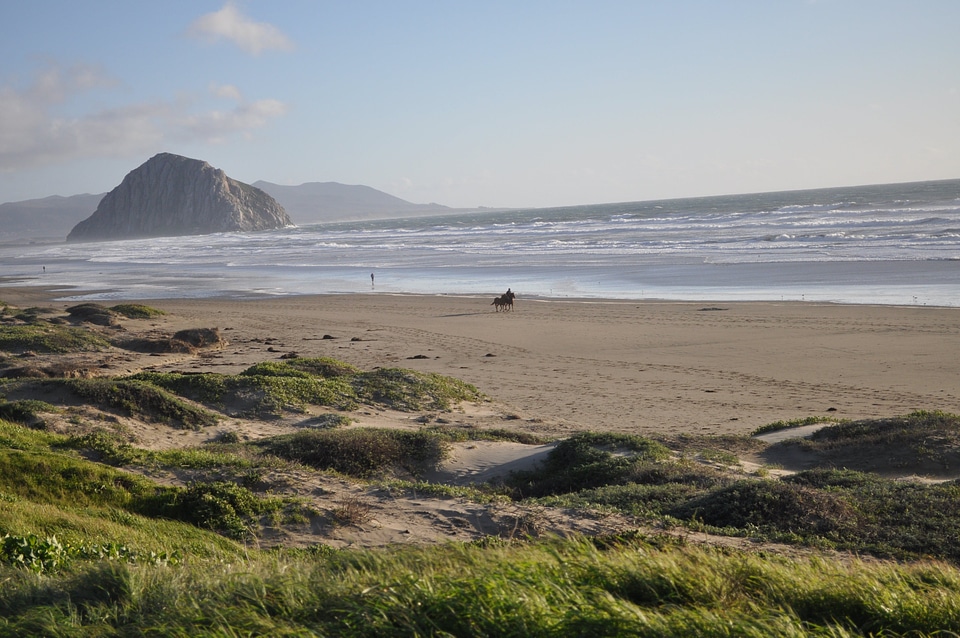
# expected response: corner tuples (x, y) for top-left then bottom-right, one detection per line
(0, 62), (288, 171)
(179, 99), (289, 144)
(187, 2), (294, 55)
(210, 83), (243, 101)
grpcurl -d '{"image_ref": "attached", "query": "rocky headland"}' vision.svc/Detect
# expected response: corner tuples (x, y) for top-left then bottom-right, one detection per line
(67, 153), (291, 242)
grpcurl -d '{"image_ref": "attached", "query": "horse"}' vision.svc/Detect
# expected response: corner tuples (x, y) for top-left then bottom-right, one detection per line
(491, 290), (516, 312)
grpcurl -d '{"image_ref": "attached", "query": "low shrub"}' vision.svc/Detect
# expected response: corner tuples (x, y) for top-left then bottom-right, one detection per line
(0, 323), (111, 353)
(109, 304), (166, 319)
(240, 361), (313, 378)
(134, 364), (477, 417)
(138, 481), (284, 540)
(257, 428), (447, 478)
(171, 327), (223, 348)
(0, 399), (57, 425)
(506, 431), (672, 497)
(132, 371), (355, 417)
(64, 430), (141, 465)
(282, 356), (362, 377)
(425, 425), (549, 445)
(65, 378), (219, 429)
(670, 479), (861, 538)
(540, 481), (709, 517)
(352, 368), (482, 410)
(300, 413), (353, 429)
(65, 303), (118, 326)
(751, 415), (844, 436)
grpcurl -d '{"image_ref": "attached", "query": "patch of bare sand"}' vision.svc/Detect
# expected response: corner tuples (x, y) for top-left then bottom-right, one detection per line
(423, 440), (557, 486)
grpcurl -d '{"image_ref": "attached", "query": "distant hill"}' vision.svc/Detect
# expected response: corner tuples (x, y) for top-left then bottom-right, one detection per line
(253, 181), (450, 224)
(1, 175), (455, 244)
(68, 153), (291, 242)
(0, 194), (104, 243)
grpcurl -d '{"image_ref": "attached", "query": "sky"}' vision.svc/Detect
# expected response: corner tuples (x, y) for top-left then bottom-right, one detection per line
(1, 1), (958, 209)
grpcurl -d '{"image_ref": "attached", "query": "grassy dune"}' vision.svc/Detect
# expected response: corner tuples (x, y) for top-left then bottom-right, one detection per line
(4, 300), (960, 634)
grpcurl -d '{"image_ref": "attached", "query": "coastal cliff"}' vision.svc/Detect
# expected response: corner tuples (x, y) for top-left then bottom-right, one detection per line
(67, 153), (291, 242)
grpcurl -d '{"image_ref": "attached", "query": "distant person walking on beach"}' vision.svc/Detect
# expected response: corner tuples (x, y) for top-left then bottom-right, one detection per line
(371, 272), (375, 288)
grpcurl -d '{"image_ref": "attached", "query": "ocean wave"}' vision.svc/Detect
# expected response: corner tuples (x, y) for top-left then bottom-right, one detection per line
(4, 179), (960, 305)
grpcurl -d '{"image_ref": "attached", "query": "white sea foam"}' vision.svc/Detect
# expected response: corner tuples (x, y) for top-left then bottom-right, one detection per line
(2, 179), (959, 306)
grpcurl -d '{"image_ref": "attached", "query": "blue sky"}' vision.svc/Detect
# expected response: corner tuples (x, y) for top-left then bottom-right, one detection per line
(1, 1), (958, 209)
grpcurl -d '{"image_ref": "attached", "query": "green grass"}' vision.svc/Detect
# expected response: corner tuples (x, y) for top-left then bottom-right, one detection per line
(0, 421), (246, 558)
(0, 323), (111, 353)
(0, 420), (300, 554)
(2, 537), (960, 635)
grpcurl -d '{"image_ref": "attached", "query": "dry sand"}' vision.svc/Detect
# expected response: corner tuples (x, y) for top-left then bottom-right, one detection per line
(4, 287), (960, 548)
(140, 293), (960, 436)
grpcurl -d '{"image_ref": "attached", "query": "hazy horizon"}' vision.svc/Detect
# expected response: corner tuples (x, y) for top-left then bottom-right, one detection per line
(4, 173), (959, 212)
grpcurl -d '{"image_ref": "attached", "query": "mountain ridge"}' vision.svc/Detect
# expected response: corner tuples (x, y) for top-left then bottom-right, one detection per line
(252, 180), (450, 225)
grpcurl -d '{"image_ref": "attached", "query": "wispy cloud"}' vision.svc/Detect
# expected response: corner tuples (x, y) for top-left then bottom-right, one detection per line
(0, 63), (287, 171)
(187, 2), (294, 55)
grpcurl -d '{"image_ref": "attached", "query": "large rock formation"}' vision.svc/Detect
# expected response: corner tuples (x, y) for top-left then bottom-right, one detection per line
(67, 153), (292, 242)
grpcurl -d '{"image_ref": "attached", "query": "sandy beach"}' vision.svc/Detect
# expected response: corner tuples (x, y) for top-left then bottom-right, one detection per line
(149, 294), (960, 435)
(4, 285), (960, 547)
(5, 287), (959, 437)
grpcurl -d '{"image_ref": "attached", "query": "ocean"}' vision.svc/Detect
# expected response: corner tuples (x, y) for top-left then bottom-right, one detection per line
(2, 179), (960, 306)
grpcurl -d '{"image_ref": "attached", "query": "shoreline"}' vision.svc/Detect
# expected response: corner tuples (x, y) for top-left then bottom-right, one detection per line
(2, 278), (956, 311)
(4, 285), (957, 437)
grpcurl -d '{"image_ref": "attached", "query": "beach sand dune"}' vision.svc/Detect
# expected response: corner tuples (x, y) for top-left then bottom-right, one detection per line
(4, 288), (960, 548)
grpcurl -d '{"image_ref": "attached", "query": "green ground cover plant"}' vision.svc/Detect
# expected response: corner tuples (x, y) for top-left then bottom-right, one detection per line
(132, 369), (357, 416)
(64, 378), (220, 429)
(300, 412), (354, 428)
(0, 323), (110, 353)
(1, 532), (179, 573)
(131, 357), (481, 417)
(352, 367), (482, 410)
